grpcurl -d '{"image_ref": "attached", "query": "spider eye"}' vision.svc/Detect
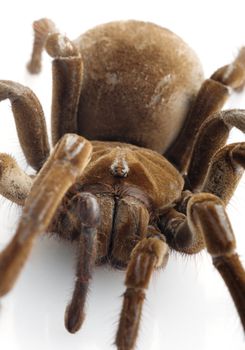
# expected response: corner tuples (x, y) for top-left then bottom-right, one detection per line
(110, 153), (129, 178)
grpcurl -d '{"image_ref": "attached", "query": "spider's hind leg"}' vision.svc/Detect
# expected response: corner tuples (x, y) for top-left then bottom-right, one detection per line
(27, 18), (83, 146)
(166, 47), (245, 173)
(27, 18), (57, 74)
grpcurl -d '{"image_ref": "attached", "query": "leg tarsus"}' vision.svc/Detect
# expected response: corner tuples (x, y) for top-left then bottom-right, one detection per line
(115, 231), (169, 350)
(27, 18), (57, 74)
(116, 288), (145, 350)
(27, 17), (80, 74)
(213, 254), (245, 329)
(211, 47), (245, 90)
(27, 20), (84, 146)
(188, 193), (245, 330)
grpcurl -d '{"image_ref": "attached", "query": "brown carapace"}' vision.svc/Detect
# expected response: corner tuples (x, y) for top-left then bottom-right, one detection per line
(0, 18), (245, 350)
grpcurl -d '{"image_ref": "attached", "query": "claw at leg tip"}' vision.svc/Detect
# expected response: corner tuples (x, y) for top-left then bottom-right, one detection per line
(65, 304), (85, 334)
(26, 61), (41, 74)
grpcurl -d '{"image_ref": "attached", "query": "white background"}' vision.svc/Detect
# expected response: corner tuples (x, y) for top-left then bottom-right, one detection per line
(0, 1), (245, 350)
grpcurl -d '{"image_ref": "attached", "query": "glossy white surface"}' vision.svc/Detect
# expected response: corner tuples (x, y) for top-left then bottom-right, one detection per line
(0, 1), (245, 349)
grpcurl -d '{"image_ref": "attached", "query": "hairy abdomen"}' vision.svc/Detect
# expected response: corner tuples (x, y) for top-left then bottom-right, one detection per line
(75, 20), (204, 153)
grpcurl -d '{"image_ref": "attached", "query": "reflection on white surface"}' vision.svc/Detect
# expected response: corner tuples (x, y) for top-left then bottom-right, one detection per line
(0, 218), (244, 350)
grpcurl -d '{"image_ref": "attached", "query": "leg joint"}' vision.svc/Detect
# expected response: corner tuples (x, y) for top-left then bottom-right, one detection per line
(188, 193), (236, 257)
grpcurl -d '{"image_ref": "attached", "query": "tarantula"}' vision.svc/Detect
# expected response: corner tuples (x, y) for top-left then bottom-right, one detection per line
(0, 18), (244, 350)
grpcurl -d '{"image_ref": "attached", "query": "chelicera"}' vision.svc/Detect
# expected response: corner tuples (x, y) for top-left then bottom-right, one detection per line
(0, 18), (244, 350)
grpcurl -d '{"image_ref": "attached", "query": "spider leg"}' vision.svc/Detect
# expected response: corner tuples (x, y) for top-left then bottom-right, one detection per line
(27, 18), (57, 74)
(186, 109), (245, 192)
(0, 80), (50, 170)
(0, 134), (92, 296)
(166, 47), (245, 173)
(115, 228), (169, 350)
(27, 18), (83, 146)
(160, 192), (245, 330)
(202, 142), (245, 204)
(0, 153), (32, 205)
(49, 36), (83, 146)
(159, 206), (205, 254)
(65, 193), (100, 333)
(110, 195), (150, 268)
(211, 47), (245, 91)
(186, 193), (245, 330)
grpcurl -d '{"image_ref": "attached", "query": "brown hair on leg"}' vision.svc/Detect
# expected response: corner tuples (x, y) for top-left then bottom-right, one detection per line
(159, 206), (205, 254)
(186, 110), (245, 192)
(115, 229), (169, 350)
(110, 195), (150, 268)
(0, 134), (92, 296)
(27, 18), (83, 145)
(51, 55), (83, 145)
(0, 80), (50, 170)
(202, 142), (245, 205)
(0, 153), (32, 205)
(43, 32), (83, 146)
(27, 19), (83, 146)
(27, 18), (57, 74)
(187, 193), (245, 330)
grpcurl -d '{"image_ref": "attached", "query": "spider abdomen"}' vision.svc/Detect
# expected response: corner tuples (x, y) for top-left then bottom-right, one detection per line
(75, 20), (204, 153)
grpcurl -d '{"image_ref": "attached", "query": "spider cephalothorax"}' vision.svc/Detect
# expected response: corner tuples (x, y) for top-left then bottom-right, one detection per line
(0, 18), (245, 350)
(50, 140), (185, 268)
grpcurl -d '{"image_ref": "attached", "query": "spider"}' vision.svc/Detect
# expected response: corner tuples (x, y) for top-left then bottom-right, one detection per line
(0, 18), (244, 350)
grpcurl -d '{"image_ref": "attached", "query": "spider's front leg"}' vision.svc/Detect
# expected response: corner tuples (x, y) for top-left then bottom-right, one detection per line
(0, 153), (32, 205)
(115, 227), (169, 350)
(0, 134), (92, 296)
(187, 193), (245, 330)
(202, 142), (245, 204)
(0, 80), (50, 170)
(160, 192), (245, 331)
